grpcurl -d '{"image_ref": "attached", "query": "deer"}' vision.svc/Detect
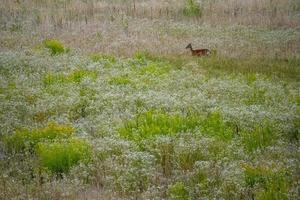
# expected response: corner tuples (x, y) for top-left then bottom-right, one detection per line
(186, 43), (211, 56)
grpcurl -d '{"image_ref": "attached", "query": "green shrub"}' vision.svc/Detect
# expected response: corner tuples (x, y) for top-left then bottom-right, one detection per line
(4, 122), (74, 153)
(168, 182), (189, 200)
(118, 111), (201, 143)
(37, 139), (92, 174)
(44, 39), (65, 55)
(183, 0), (202, 17)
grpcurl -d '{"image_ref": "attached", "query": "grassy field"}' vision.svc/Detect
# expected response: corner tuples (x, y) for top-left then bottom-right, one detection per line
(0, 0), (299, 200)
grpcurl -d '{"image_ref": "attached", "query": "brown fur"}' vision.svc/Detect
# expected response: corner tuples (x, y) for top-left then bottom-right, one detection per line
(186, 43), (211, 56)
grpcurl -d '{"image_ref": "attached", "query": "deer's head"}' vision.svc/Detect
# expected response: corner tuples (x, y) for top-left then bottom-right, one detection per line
(186, 43), (192, 49)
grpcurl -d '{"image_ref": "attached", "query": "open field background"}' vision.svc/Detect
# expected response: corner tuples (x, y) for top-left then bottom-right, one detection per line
(1, 0), (300, 58)
(0, 0), (299, 200)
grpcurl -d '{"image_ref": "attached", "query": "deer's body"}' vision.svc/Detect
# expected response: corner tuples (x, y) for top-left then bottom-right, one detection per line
(186, 43), (210, 56)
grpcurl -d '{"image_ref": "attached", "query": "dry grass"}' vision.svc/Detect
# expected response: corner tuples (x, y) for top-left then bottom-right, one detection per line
(0, 0), (299, 58)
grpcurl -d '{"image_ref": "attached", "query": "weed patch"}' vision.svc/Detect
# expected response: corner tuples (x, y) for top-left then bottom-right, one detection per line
(90, 54), (116, 64)
(4, 122), (74, 153)
(37, 139), (91, 174)
(243, 164), (289, 200)
(44, 39), (66, 55)
(242, 123), (275, 153)
(200, 112), (234, 141)
(118, 111), (201, 143)
(168, 182), (189, 200)
(197, 56), (300, 80)
(43, 69), (97, 86)
(183, 0), (202, 17)
(109, 75), (132, 86)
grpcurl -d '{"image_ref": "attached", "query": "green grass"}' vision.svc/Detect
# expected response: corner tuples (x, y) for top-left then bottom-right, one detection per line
(183, 0), (202, 17)
(44, 39), (66, 55)
(196, 56), (300, 81)
(119, 111), (235, 144)
(130, 54), (299, 81)
(4, 122), (74, 153)
(90, 53), (116, 64)
(43, 69), (97, 86)
(118, 110), (201, 143)
(168, 182), (189, 200)
(200, 112), (234, 141)
(243, 164), (289, 200)
(37, 138), (92, 174)
(242, 122), (275, 153)
(108, 75), (132, 85)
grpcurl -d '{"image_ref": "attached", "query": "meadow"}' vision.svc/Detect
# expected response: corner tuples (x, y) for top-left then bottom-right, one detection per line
(0, 0), (299, 199)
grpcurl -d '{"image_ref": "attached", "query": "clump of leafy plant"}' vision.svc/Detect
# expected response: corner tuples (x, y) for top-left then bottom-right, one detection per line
(4, 122), (74, 153)
(168, 182), (189, 200)
(183, 0), (202, 17)
(243, 164), (289, 200)
(241, 122), (275, 153)
(109, 75), (132, 85)
(43, 69), (97, 86)
(69, 69), (97, 83)
(118, 110), (201, 143)
(200, 112), (234, 141)
(44, 39), (66, 55)
(90, 53), (116, 63)
(37, 139), (92, 174)
(139, 63), (170, 76)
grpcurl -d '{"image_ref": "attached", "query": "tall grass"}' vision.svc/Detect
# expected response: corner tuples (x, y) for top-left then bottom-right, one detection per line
(37, 139), (91, 174)
(118, 110), (201, 143)
(4, 122), (74, 153)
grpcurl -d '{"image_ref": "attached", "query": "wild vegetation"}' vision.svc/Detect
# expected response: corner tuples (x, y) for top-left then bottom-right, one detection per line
(0, 0), (299, 199)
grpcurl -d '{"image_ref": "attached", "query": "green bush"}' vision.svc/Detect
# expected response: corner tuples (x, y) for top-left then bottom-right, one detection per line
(37, 139), (92, 174)
(4, 122), (74, 153)
(44, 39), (65, 55)
(183, 0), (202, 17)
(168, 182), (189, 200)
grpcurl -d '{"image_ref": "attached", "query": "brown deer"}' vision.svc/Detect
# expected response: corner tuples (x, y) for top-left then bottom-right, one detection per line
(186, 43), (211, 56)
